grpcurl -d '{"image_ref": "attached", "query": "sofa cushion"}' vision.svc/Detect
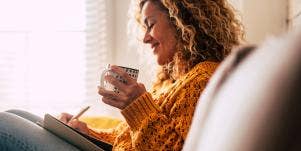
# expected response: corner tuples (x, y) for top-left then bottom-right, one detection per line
(80, 116), (121, 129)
(184, 30), (301, 151)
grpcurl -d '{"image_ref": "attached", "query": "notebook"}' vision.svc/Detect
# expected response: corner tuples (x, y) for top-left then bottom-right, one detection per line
(40, 114), (113, 151)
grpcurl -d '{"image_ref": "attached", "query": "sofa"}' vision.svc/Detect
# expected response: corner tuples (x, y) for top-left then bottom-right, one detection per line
(183, 29), (301, 151)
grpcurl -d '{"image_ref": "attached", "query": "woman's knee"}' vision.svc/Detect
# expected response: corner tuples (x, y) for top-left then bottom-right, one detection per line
(0, 112), (31, 129)
(5, 109), (42, 123)
(0, 113), (37, 151)
(0, 112), (79, 151)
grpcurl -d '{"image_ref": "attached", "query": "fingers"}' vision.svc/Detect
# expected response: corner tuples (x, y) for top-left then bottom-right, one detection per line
(138, 83), (146, 92)
(110, 65), (136, 85)
(104, 75), (127, 91)
(97, 65), (147, 109)
(103, 65), (138, 94)
(98, 87), (125, 100)
(102, 97), (126, 109)
(58, 113), (73, 124)
(58, 113), (89, 134)
(98, 87), (128, 101)
(99, 84), (145, 109)
(104, 75), (138, 95)
(68, 119), (89, 134)
(98, 87), (127, 109)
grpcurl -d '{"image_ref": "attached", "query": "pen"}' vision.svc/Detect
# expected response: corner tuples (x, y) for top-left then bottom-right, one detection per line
(69, 106), (90, 122)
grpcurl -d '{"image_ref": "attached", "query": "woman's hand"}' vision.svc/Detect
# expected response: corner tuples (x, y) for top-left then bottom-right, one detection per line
(58, 113), (89, 134)
(98, 65), (146, 110)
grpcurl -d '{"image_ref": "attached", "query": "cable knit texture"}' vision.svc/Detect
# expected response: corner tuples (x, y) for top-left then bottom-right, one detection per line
(88, 61), (218, 150)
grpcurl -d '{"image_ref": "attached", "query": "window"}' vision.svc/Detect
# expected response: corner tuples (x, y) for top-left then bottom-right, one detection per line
(0, 0), (111, 116)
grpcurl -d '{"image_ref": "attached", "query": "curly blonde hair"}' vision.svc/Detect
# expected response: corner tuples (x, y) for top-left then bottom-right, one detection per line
(135, 0), (244, 90)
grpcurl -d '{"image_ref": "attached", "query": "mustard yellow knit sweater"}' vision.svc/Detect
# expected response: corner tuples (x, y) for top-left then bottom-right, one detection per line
(88, 61), (218, 150)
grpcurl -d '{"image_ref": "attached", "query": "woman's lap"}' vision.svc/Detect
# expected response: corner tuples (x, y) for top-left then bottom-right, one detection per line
(5, 109), (43, 124)
(0, 111), (80, 151)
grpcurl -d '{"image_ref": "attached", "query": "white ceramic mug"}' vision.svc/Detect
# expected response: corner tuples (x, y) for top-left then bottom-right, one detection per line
(100, 64), (139, 93)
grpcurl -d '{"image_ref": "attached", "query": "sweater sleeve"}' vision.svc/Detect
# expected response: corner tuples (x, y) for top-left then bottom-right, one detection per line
(121, 75), (209, 150)
(87, 121), (128, 145)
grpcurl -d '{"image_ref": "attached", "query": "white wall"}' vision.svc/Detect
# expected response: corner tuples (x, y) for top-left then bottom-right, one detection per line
(290, 0), (301, 30)
(239, 0), (288, 44)
(113, 0), (133, 67)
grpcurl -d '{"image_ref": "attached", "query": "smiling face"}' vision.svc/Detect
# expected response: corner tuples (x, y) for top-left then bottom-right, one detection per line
(141, 1), (178, 65)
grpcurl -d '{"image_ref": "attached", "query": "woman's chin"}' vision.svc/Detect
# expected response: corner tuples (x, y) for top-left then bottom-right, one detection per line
(157, 58), (165, 66)
(157, 58), (172, 66)
(157, 61), (162, 65)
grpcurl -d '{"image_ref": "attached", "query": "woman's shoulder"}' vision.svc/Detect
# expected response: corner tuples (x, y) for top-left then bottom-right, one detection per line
(175, 61), (219, 89)
(185, 61), (219, 79)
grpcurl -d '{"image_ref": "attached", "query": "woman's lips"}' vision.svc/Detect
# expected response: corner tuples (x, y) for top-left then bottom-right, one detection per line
(151, 43), (159, 53)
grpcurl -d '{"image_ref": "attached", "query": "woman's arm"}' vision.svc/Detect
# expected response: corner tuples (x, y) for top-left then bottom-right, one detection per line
(120, 75), (209, 150)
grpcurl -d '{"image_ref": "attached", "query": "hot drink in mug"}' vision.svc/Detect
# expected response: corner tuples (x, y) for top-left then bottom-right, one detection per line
(100, 64), (139, 93)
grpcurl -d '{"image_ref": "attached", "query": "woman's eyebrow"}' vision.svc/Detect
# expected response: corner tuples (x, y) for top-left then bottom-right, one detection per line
(144, 15), (154, 26)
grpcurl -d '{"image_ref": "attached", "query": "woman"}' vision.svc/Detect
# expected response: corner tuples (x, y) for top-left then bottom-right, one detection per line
(0, 0), (243, 150)
(61, 0), (243, 150)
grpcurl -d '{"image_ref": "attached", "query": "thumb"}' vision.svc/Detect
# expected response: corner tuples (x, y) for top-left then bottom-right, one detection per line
(67, 119), (78, 127)
(138, 83), (146, 91)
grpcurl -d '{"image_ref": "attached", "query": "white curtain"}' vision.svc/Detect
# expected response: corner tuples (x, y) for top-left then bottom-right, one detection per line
(0, 0), (117, 117)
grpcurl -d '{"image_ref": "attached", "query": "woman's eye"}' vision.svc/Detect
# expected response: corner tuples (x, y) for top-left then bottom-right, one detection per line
(147, 23), (154, 31)
(150, 24), (154, 29)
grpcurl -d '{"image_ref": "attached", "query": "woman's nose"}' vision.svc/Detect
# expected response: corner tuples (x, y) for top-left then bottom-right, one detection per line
(143, 32), (152, 43)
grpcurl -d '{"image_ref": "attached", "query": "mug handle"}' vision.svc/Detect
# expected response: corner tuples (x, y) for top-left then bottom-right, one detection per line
(100, 69), (110, 88)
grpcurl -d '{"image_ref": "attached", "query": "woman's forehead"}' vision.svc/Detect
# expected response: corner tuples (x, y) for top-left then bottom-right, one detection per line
(141, 1), (159, 14)
(141, 1), (164, 19)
